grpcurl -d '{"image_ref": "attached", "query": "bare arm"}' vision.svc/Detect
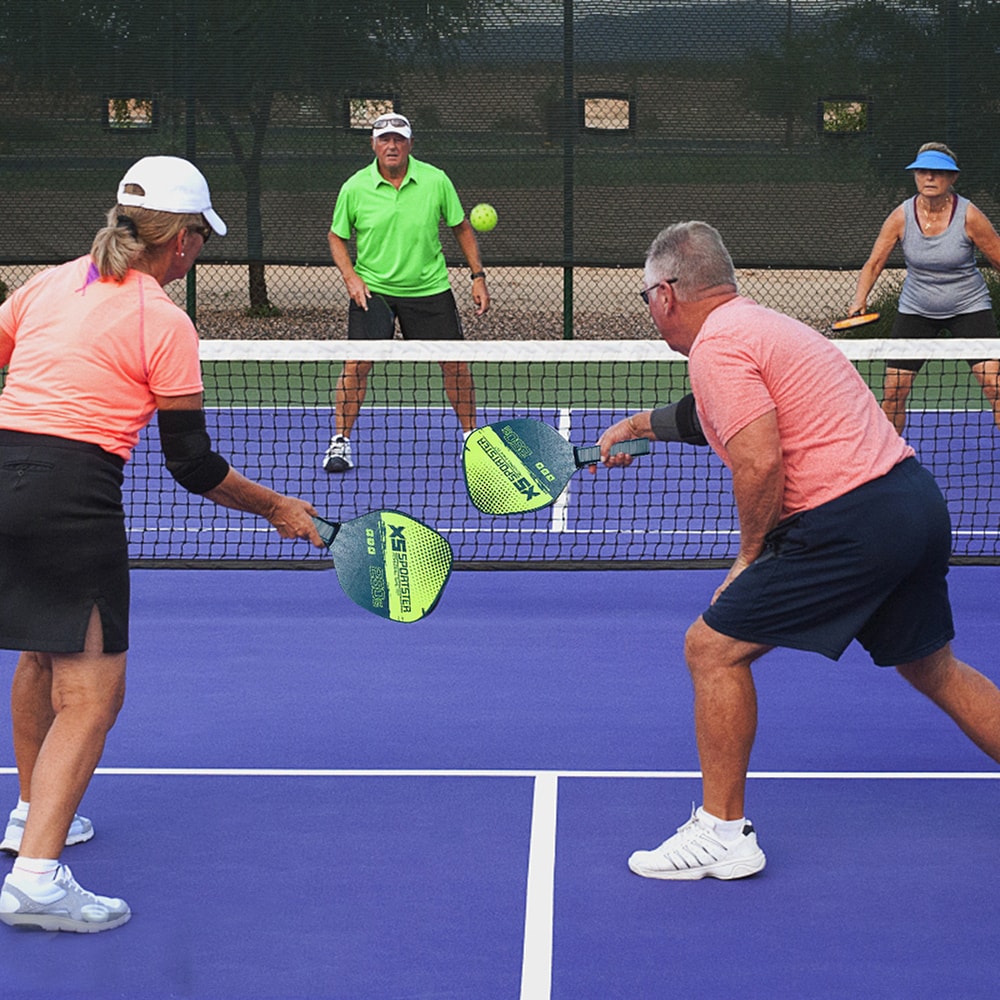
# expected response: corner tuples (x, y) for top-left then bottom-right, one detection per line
(966, 204), (1000, 273)
(155, 392), (322, 546)
(850, 207), (905, 316)
(328, 231), (370, 308)
(713, 409), (784, 602)
(451, 218), (490, 315)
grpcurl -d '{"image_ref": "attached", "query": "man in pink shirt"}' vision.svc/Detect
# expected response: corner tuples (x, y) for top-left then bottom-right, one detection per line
(598, 221), (1000, 881)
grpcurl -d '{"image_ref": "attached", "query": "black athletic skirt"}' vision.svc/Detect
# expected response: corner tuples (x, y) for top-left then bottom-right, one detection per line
(0, 430), (129, 653)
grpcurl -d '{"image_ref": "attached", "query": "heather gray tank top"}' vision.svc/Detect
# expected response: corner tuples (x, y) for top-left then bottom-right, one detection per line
(898, 194), (992, 318)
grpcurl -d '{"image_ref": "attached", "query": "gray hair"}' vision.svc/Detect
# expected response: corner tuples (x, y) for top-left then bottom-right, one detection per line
(917, 140), (958, 166)
(645, 221), (737, 299)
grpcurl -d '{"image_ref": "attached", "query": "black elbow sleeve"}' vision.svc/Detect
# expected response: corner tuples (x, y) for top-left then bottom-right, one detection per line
(157, 409), (230, 494)
(649, 393), (708, 446)
(675, 393), (708, 446)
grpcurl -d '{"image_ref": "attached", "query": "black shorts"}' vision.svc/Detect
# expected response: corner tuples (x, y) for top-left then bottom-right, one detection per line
(0, 431), (129, 653)
(888, 309), (997, 371)
(702, 458), (955, 666)
(347, 289), (464, 341)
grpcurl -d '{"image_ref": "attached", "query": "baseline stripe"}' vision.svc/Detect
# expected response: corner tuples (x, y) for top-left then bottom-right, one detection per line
(21, 767), (1000, 781)
(8, 768), (989, 779)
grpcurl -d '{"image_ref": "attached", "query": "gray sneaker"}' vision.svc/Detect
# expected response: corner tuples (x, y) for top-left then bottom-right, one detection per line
(322, 434), (354, 473)
(0, 810), (94, 856)
(0, 865), (130, 933)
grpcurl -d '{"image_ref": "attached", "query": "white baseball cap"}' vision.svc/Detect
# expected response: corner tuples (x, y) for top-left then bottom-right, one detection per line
(371, 114), (412, 140)
(117, 155), (228, 236)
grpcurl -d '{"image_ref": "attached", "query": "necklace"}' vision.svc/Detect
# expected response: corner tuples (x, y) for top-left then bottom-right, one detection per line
(918, 194), (953, 231)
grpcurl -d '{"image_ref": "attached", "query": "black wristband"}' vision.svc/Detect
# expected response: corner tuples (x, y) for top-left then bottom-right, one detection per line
(470, 270), (486, 281)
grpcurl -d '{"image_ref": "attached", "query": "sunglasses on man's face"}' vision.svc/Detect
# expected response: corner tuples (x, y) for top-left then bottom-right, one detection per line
(188, 224), (212, 243)
(639, 277), (677, 304)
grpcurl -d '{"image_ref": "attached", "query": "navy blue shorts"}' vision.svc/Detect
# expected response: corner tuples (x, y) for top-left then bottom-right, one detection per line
(702, 458), (955, 666)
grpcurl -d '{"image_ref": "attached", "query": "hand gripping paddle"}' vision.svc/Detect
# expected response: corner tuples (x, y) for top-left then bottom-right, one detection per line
(830, 311), (880, 332)
(313, 510), (453, 622)
(463, 417), (649, 515)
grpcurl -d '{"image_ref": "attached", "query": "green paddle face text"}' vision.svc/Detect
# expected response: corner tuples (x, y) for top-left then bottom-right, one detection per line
(314, 511), (453, 622)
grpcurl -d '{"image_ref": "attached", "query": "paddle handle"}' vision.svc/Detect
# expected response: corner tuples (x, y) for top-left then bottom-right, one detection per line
(574, 437), (650, 467)
(312, 516), (341, 548)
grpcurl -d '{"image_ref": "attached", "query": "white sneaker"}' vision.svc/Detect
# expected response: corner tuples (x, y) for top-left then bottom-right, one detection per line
(0, 864), (130, 933)
(628, 806), (766, 881)
(322, 434), (353, 473)
(0, 809), (94, 857)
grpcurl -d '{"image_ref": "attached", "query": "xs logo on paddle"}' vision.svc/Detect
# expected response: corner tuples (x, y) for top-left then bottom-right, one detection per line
(514, 477), (540, 501)
(388, 525), (407, 551)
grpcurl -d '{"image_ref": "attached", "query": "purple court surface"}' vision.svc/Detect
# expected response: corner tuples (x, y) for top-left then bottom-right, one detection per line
(1, 565), (998, 999)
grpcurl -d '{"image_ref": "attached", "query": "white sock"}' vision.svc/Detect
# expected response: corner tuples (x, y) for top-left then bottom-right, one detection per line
(11, 798), (29, 817)
(7, 857), (62, 902)
(697, 806), (747, 843)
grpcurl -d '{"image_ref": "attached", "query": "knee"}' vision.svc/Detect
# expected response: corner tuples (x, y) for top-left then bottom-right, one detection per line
(896, 646), (954, 694)
(52, 665), (127, 734)
(684, 617), (720, 676)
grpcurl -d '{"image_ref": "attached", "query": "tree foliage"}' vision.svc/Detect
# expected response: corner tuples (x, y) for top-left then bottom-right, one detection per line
(0, 0), (498, 309)
(740, 1), (1000, 203)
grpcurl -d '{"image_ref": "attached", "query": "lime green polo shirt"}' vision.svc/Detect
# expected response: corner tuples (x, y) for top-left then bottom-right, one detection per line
(330, 156), (465, 297)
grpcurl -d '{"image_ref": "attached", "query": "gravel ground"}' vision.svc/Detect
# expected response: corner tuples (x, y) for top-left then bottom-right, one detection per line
(3, 262), (895, 340)
(184, 264), (887, 341)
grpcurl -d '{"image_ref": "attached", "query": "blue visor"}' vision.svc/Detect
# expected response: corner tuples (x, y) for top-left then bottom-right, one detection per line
(905, 150), (959, 171)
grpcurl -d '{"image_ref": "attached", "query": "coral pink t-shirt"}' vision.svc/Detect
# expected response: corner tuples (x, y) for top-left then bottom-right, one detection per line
(0, 257), (203, 460)
(688, 296), (913, 519)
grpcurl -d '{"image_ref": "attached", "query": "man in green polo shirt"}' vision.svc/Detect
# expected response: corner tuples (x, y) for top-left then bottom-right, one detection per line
(323, 113), (491, 472)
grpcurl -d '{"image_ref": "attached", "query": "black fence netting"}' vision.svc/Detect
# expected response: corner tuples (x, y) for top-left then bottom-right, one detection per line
(3, 1), (1000, 338)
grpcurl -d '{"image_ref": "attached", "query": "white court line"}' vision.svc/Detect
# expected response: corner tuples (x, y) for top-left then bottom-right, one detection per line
(550, 408), (574, 534)
(520, 773), (558, 1000)
(11, 767), (990, 779)
(3, 765), (993, 997)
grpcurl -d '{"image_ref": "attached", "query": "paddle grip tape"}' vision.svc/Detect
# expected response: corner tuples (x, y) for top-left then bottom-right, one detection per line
(650, 393), (708, 446)
(157, 409), (230, 494)
(574, 438), (649, 466)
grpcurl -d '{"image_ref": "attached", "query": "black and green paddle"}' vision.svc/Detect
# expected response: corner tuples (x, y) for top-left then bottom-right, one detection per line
(463, 418), (649, 515)
(313, 510), (453, 622)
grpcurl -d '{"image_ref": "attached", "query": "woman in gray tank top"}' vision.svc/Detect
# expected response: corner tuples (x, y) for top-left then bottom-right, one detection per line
(849, 142), (1000, 434)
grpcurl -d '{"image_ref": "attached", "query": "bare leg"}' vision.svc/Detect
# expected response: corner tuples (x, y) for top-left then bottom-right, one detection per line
(16, 607), (126, 860)
(439, 361), (477, 434)
(970, 359), (1000, 432)
(882, 366), (917, 435)
(896, 644), (1000, 763)
(10, 653), (56, 803)
(334, 360), (374, 438)
(683, 617), (772, 820)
